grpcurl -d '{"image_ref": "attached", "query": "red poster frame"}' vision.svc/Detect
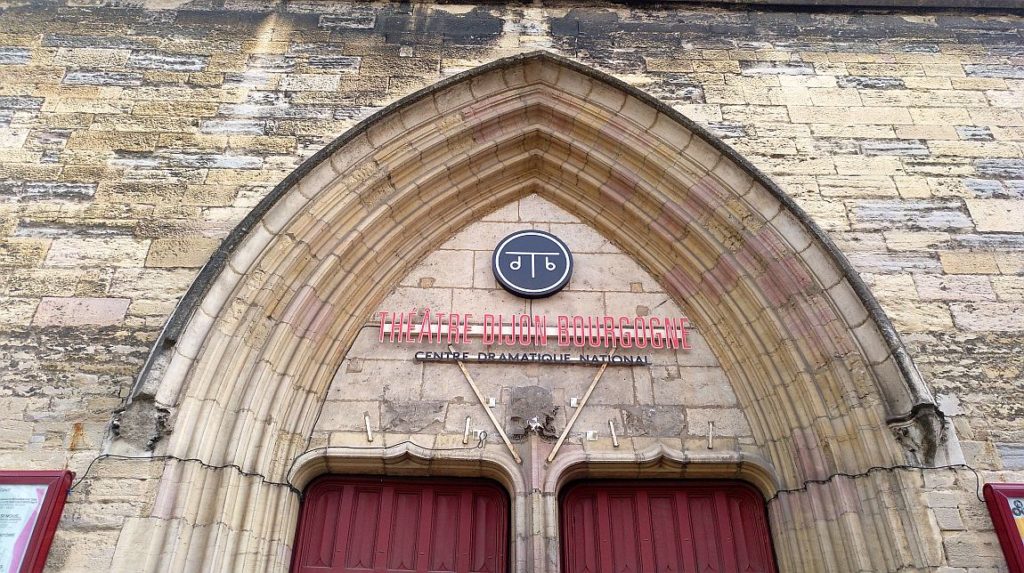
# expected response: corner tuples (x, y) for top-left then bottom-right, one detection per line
(0, 470), (73, 573)
(983, 483), (1024, 573)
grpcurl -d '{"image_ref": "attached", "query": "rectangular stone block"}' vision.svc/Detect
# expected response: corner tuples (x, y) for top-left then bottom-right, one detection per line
(279, 74), (341, 91)
(951, 302), (1024, 331)
(128, 51), (208, 72)
(0, 127), (28, 148)
(885, 300), (955, 331)
(131, 101), (220, 117)
(319, 11), (376, 29)
(570, 253), (661, 293)
(818, 175), (898, 197)
(850, 200), (973, 231)
(997, 253), (1024, 275)
(934, 507), (966, 531)
(964, 64), (1024, 79)
(54, 48), (130, 67)
(0, 47), (31, 65)
(685, 408), (750, 437)
(740, 61), (814, 75)
(33, 296), (130, 326)
(975, 159), (1024, 179)
(860, 140), (929, 156)
(398, 249), (474, 289)
(120, 86), (240, 103)
(678, 367), (737, 407)
(66, 131), (159, 152)
(306, 55), (361, 73)
(0, 238), (50, 266)
(0, 96), (44, 111)
(939, 252), (1000, 275)
(789, 106), (913, 125)
(108, 267), (196, 300)
(227, 135), (296, 154)
(914, 275), (996, 301)
(157, 133), (228, 150)
(836, 76), (905, 89)
(910, 107), (972, 125)
(44, 237), (148, 267)
(200, 119), (268, 135)
(991, 277), (1024, 301)
(955, 126), (995, 142)
(997, 443), (1024, 470)
(1, 181), (96, 202)
(970, 108), (1024, 127)
(63, 71), (143, 86)
(145, 237), (220, 268)
(965, 199), (1024, 233)
(0, 297), (37, 326)
(943, 532), (1005, 568)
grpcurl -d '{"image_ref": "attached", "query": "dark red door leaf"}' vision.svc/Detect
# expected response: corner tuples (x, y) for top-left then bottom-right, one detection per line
(561, 482), (777, 573)
(292, 477), (508, 573)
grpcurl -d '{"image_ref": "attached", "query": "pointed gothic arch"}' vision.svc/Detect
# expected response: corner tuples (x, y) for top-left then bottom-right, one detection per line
(110, 52), (953, 571)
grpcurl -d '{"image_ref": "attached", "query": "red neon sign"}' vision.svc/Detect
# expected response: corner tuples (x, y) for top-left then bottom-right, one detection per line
(377, 310), (691, 350)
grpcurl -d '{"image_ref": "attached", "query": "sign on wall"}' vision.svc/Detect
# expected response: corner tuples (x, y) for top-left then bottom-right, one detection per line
(377, 311), (691, 350)
(0, 471), (73, 573)
(376, 311), (692, 366)
(492, 230), (573, 298)
(374, 229), (694, 366)
(984, 483), (1024, 573)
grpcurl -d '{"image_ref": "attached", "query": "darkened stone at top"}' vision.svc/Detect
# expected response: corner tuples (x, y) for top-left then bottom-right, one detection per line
(377, 6), (502, 44)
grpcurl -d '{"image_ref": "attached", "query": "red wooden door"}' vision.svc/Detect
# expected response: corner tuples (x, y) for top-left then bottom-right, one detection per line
(292, 476), (508, 573)
(561, 481), (776, 573)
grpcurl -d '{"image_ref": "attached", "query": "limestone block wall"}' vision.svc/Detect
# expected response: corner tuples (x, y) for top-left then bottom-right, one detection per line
(0, 1), (1019, 570)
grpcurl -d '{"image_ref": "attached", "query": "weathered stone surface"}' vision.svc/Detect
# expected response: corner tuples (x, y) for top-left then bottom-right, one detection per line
(63, 71), (144, 86)
(836, 76), (906, 89)
(915, 275), (996, 302)
(508, 385), (558, 439)
(939, 252), (1001, 275)
(943, 532), (1006, 568)
(620, 405), (685, 436)
(975, 159), (1024, 179)
(44, 237), (148, 267)
(850, 201), (974, 231)
(381, 401), (446, 433)
(885, 300), (955, 332)
(0, 239), (50, 266)
(0, 48), (31, 65)
(33, 296), (129, 326)
(128, 51), (208, 72)
(144, 237), (220, 268)
(965, 199), (1024, 233)
(951, 303), (1024, 332)
(686, 408), (750, 437)
(0, 181), (96, 202)
(0, 4), (1019, 572)
(964, 65), (1024, 79)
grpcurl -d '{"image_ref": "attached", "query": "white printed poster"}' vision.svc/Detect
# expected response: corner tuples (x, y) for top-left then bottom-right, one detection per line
(0, 484), (46, 573)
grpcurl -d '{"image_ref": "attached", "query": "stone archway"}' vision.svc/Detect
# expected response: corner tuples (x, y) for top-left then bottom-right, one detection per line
(109, 52), (953, 572)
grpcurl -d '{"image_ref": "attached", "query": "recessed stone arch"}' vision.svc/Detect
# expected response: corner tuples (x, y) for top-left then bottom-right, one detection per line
(110, 51), (954, 572)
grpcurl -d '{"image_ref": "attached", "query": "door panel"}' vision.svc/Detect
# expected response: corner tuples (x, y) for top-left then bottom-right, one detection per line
(292, 477), (508, 573)
(561, 481), (777, 573)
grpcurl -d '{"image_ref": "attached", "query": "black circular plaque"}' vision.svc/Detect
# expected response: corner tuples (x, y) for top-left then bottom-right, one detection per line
(492, 230), (573, 298)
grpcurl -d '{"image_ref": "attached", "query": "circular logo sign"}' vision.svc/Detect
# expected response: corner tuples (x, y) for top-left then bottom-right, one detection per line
(492, 230), (573, 298)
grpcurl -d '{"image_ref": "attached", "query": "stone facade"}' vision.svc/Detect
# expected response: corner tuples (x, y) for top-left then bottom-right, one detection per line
(0, 1), (1021, 572)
